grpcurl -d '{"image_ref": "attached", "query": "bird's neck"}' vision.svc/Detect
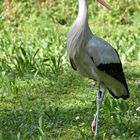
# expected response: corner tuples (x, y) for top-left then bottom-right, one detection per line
(77, 0), (88, 25)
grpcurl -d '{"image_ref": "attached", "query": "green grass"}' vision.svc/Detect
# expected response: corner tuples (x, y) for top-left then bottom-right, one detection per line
(0, 0), (140, 139)
(0, 62), (140, 139)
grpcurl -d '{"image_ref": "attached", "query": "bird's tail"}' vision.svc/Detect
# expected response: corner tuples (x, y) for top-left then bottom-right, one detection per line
(108, 89), (129, 99)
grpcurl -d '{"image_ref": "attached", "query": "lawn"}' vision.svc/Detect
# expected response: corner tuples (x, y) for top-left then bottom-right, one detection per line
(0, 0), (140, 139)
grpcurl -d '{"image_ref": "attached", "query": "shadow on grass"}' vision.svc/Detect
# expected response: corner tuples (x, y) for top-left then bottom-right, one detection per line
(0, 63), (140, 139)
(0, 95), (140, 140)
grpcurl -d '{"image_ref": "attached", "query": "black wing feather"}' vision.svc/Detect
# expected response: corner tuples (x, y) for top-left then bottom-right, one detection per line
(97, 62), (129, 99)
(70, 58), (77, 71)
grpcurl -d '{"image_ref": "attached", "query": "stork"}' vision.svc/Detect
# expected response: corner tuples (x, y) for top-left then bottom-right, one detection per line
(67, 0), (129, 136)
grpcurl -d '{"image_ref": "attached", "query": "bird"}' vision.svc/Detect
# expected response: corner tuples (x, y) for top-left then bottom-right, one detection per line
(67, 0), (129, 136)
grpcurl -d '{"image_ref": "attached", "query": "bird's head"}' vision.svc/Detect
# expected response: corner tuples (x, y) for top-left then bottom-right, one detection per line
(98, 0), (110, 9)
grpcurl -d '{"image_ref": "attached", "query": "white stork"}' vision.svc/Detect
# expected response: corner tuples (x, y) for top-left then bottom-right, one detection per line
(67, 0), (129, 136)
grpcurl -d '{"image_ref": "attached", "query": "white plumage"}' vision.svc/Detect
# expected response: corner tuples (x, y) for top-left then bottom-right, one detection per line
(67, 0), (129, 135)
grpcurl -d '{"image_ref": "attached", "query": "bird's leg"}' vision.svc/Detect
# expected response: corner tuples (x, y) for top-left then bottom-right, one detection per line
(92, 88), (106, 136)
(92, 90), (102, 135)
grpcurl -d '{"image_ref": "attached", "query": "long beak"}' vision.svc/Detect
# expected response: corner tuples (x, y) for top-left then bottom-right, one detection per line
(98, 0), (110, 9)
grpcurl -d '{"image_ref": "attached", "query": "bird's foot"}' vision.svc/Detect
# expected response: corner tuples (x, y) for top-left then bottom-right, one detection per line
(91, 118), (96, 132)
